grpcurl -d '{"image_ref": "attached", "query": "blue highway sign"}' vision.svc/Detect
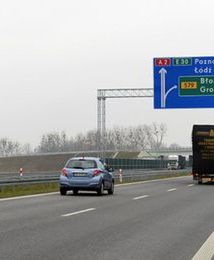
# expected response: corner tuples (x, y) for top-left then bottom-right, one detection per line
(154, 56), (214, 109)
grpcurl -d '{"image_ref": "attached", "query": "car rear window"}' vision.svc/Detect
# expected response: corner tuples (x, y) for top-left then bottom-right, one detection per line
(66, 159), (97, 169)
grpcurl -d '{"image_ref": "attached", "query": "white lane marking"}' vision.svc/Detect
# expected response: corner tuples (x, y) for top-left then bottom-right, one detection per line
(133, 195), (149, 200)
(61, 208), (96, 217)
(0, 192), (59, 202)
(188, 184), (195, 187)
(192, 231), (214, 260)
(167, 188), (177, 192)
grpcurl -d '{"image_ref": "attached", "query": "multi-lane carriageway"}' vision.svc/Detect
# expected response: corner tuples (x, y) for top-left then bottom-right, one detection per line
(0, 176), (214, 260)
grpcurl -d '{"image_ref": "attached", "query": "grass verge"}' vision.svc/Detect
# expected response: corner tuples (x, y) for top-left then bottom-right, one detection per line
(0, 182), (59, 199)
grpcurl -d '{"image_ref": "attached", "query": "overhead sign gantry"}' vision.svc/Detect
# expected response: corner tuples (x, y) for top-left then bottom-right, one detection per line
(97, 88), (153, 153)
(153, 56), (214, 108)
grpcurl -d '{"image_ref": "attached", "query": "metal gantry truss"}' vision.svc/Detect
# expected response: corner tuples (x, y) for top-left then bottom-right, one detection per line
(97, 88), (154, 154)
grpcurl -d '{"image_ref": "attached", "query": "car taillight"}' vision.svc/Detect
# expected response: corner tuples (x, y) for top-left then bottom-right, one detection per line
(93, 170), (102, 177)
(61, 168), (68, 177)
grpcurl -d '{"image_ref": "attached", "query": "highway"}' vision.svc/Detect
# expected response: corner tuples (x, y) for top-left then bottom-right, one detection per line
(0, 176), (214, 260)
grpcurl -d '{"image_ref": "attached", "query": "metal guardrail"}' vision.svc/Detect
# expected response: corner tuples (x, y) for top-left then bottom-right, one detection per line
(114, 169), (190, 181)
(0, 168), (191, 187)
(0, 175), (59, 187)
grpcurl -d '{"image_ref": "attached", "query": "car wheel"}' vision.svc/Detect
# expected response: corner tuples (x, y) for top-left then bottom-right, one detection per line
(73, 189), (78, 195)
(60, 187), (67, 196)
(97, 182), (104, 196)
(108, 182), (114, 195)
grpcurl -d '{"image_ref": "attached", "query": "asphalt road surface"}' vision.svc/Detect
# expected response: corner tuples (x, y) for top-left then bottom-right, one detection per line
(0, 176), (214, 260)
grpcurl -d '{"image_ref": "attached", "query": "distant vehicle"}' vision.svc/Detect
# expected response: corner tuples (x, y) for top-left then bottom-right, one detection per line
(167, 155), (186, 170)
(192, 125), (214, 184)
(59, 157), (114, 195)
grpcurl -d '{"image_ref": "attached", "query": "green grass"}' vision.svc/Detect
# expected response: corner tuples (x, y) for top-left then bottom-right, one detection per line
(0, 172), (190, 199)
(0, 182), (59, 198)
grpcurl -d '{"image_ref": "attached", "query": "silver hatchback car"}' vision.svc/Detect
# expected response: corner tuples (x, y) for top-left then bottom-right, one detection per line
(59, 157), (114, 196)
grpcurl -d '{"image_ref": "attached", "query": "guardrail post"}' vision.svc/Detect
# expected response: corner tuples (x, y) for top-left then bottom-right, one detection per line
(119, 169), (123, 183)
(19, 168), (23, 177)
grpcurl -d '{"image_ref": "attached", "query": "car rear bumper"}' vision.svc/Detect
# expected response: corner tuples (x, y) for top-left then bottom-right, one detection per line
(60, 179), (101, 191)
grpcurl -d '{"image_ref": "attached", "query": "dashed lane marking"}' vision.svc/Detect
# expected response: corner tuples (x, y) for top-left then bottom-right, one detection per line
(61, 208), (96, 217)
(133, 195), (149, 200)
(167, 188), (177, 192)
(188, 184), (195, 187)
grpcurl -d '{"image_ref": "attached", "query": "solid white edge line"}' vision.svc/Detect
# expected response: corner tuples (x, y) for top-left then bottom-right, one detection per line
(133, 195), (149, 200)
(115, 175), (190, 187)
(62, 208), (96, 217)
(192, 231), (214, 260)
(0, 192), (59, 202)
(167, 188), (177, 192)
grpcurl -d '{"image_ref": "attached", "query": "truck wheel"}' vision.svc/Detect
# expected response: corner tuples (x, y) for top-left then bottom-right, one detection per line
(198, 178), (202, 185)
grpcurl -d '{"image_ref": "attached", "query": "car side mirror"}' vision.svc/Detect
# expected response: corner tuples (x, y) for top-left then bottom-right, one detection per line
(106, 166), (114, 172)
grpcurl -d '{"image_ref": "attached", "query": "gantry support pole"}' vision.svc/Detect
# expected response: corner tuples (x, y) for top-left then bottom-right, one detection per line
(97, 88), (154, 157)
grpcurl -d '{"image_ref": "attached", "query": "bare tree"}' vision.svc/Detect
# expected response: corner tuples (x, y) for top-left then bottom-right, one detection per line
(135, 125), (148, 150)
(145, 123), (167, 150)
(38, 132), (65, 153)
(0, 138), (21, 157)
(110, 127), (127, 150)
(22, 143), (33, 155)
(35, 123), (168, 153)
(85, 130), (98, 150)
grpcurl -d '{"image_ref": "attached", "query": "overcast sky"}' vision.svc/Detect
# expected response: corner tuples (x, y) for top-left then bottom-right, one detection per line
(1, 0), (214, 148)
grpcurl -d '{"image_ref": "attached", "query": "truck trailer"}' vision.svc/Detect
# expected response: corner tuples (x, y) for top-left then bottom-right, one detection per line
(192, 125), (214, 184)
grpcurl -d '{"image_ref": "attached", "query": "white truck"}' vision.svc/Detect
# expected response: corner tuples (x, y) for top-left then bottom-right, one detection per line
(167, 155), (186, 170)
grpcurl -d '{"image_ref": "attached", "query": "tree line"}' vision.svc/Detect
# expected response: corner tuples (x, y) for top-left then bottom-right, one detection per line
(0, 123), (180, 156)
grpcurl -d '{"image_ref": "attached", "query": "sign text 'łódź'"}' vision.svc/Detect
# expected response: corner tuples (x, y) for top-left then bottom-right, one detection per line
(154, 56), (214, 108)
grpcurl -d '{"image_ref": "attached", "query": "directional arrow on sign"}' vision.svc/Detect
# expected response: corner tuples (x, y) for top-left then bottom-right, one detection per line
(159, 68), (167, 107)
(159, 68), (177, 108)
